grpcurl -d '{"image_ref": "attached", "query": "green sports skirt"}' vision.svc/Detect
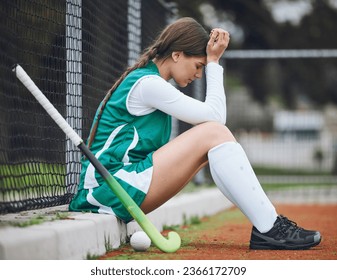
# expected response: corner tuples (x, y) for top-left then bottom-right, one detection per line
(69, 152), (154, 223)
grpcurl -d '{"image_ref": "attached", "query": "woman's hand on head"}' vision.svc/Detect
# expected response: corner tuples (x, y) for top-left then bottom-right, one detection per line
(206, 28), (230, 64)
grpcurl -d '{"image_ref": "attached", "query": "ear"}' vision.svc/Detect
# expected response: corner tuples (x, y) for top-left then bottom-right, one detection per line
(171, 51), (182, 63)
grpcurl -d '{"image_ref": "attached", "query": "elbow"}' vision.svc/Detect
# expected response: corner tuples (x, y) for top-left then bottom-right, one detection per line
(222, 115), (227, 125)
(217, 107), (227, 125)
(211, 111), (226, 125)
(218, 113), (226, 125)
(213, 100), (226, 124)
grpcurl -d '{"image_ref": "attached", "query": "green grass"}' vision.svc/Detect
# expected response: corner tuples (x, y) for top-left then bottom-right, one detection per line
(12, 215), (46, 228)
(103, 218), (200, 260)
(180, 181), (335, 196)
(3, 211), (73, 228)
(180, 166), (335, 195)
(253, 165), (332, 176)
(262, 183), (336, 191)
(102, 209), (245, 260)
(0, 162), (66, 188)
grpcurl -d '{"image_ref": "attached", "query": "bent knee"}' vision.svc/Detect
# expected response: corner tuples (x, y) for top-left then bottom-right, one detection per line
(196, 121), (236, 147)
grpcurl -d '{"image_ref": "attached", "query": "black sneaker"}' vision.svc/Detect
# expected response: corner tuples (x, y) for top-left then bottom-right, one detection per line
(249, 215), (321, 250)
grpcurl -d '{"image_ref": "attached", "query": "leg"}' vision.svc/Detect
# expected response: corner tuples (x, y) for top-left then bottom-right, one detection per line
(142, 121), (277, 233)
(141, 121), (321, 250)
(140, 122), (235, 213)
(208, 142), (278, 232)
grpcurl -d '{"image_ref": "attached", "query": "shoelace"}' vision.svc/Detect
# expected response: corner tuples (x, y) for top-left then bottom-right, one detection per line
(277, 215), (303, 237)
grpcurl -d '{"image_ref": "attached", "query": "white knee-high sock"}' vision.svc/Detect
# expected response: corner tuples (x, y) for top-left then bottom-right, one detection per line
(208, 142), (278, 233)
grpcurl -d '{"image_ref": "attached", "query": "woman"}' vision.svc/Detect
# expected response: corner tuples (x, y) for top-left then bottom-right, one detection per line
(69, 17), (321, 250)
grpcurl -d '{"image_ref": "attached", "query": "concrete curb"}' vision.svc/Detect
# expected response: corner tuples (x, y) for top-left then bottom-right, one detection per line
(0, 188), (232, 259)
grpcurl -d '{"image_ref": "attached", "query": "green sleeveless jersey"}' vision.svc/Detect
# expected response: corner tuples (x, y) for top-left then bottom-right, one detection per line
(69, 61), (172, 222)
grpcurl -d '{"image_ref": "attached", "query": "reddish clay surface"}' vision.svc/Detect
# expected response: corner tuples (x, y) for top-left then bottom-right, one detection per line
(102, 204), (337, 260)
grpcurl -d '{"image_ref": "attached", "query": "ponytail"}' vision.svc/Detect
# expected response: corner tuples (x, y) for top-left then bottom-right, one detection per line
(86, 45), (159, 149)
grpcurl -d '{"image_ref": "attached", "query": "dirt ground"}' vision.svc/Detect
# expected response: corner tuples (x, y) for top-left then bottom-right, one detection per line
(101, 204), (337, 260)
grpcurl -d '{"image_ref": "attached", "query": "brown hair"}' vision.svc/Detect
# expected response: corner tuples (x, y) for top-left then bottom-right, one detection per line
(87, 17), (209, 148)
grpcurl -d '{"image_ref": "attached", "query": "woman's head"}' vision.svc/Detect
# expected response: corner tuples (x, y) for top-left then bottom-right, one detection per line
(149, 17), (209, 87)
(109, 17), (209, 91)
(153, 17), (209, 60)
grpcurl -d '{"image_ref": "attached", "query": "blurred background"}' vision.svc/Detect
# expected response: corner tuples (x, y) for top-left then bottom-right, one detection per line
(170, 0), (337, 188)
(1, 0), (336, 214)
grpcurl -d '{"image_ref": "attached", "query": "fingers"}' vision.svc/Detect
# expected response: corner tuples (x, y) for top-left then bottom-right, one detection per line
(207, 28), (230, 63)
(210, 28), (230, 46)
(209, 29), (218, 44)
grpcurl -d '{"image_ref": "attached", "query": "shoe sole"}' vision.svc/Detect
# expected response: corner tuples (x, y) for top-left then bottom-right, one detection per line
(250, 233), (322, 250)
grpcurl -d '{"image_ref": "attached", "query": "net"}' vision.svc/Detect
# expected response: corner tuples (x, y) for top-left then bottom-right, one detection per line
(0, 0), (171, 214)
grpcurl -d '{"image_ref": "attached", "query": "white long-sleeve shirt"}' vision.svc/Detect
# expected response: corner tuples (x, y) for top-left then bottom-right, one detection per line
(126, 62), (226, 125)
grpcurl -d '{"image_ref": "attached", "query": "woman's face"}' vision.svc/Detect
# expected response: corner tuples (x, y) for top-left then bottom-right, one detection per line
(170, 52), (206, 87)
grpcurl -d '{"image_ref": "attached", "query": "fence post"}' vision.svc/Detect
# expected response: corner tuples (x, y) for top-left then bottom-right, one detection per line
(65, 0), (82, 193)
(128, 0), (142, 66)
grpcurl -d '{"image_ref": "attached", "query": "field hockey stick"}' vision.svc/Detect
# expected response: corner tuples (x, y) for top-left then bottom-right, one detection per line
(13, 64), (181, 253)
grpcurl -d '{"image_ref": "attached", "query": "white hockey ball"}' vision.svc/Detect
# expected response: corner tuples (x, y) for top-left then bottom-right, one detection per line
(130, 231), (151, 251)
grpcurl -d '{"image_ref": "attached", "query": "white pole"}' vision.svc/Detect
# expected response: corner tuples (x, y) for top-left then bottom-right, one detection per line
(224, 49), (337, 59)
(65, 0), (82, 192)
(128, 0), (142, 66)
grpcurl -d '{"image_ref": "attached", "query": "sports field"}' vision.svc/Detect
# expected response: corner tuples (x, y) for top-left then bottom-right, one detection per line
(101, 204), (337, 260)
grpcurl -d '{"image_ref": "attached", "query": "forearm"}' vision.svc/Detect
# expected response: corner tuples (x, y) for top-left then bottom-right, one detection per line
(205, 62), (226, 124)
(128, 69), (227, 125)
